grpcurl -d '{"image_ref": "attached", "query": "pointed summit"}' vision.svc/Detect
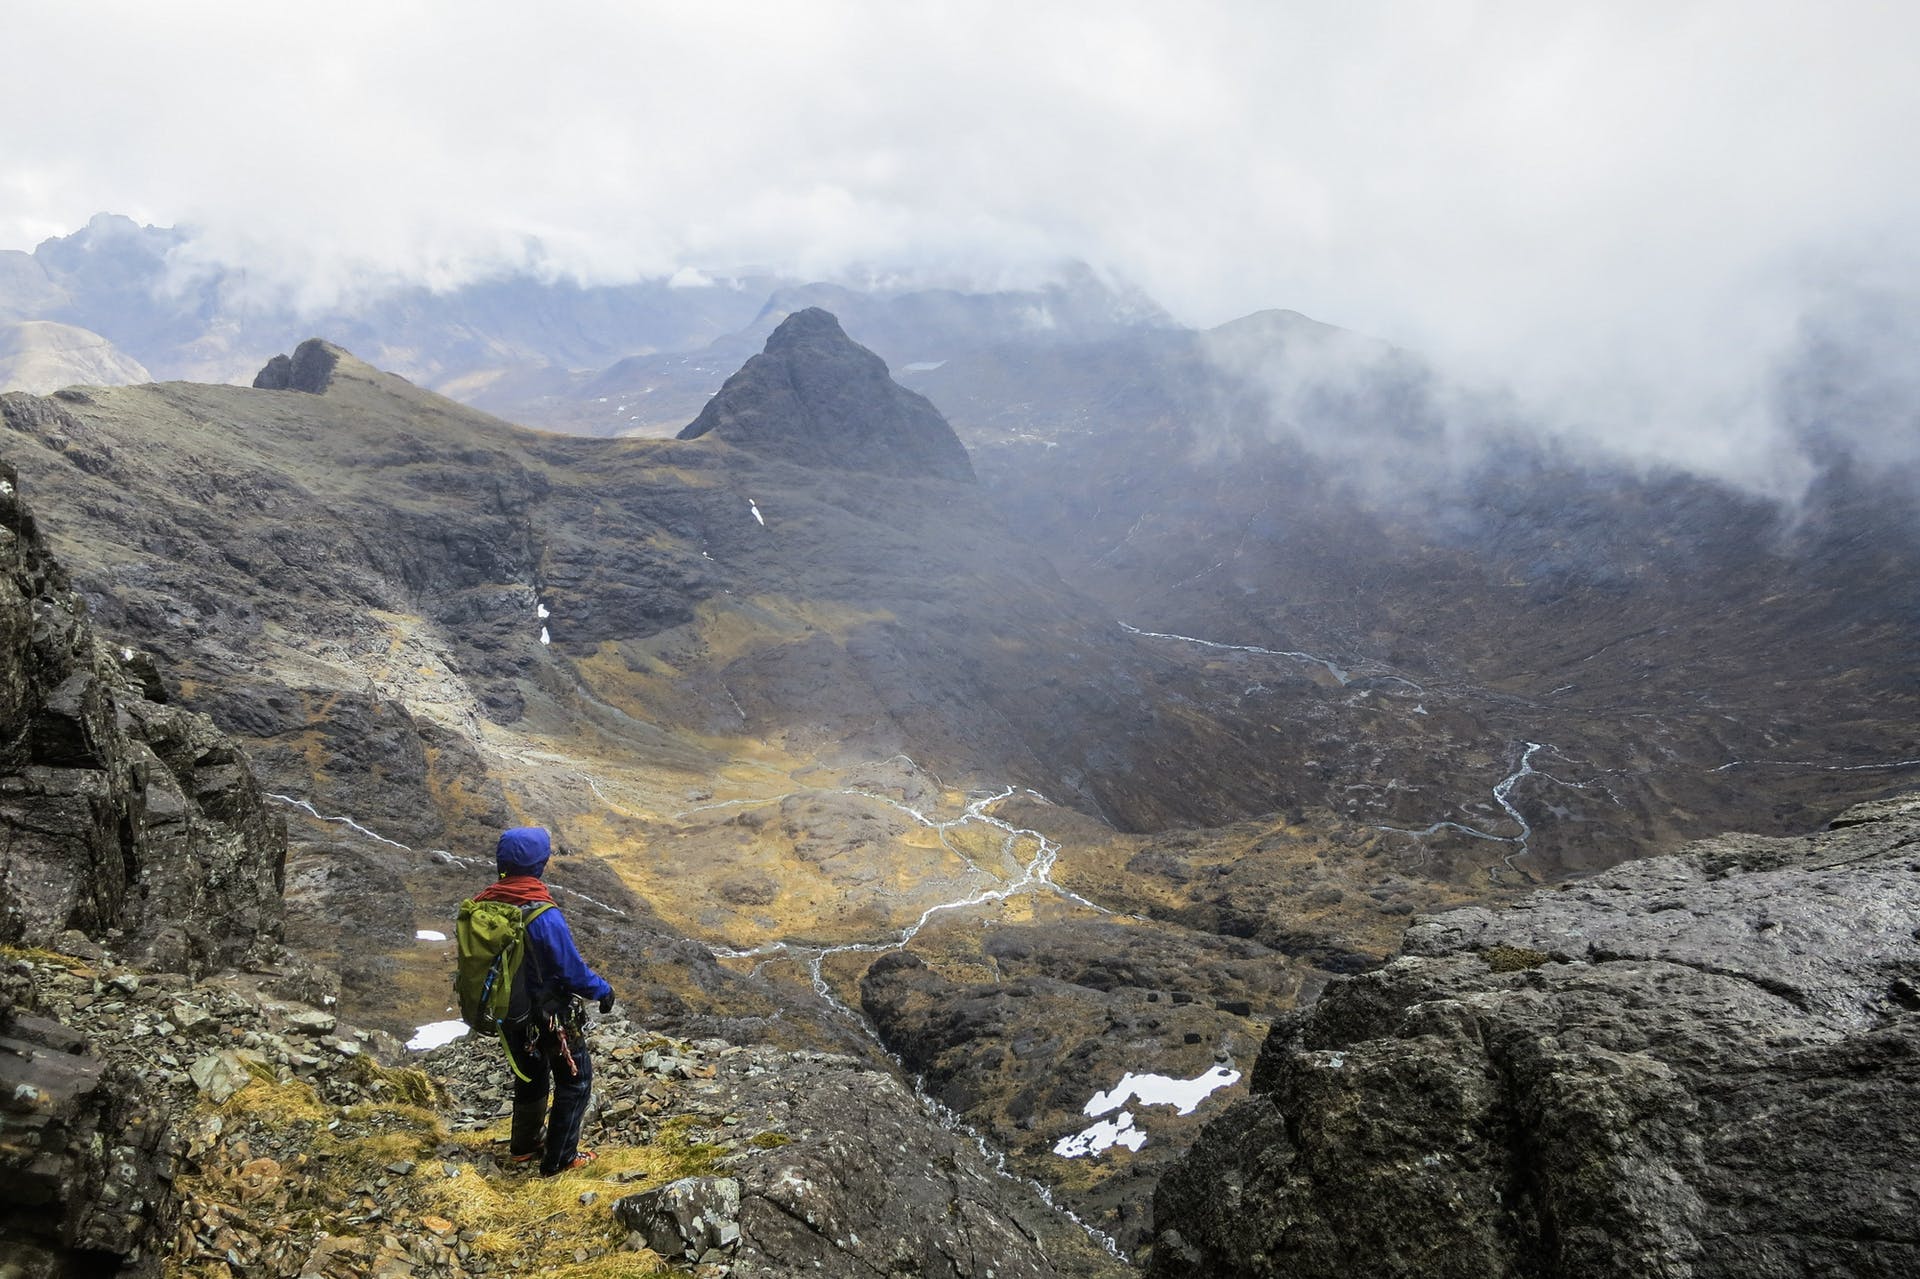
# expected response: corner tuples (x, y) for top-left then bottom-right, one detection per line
(677, 308), (975, 483)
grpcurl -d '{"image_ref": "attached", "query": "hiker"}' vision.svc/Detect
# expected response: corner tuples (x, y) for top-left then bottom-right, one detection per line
(468, 826), (615, 1175)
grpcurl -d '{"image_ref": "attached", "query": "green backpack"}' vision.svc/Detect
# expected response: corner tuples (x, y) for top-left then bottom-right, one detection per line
(455, 898), (555, 1033)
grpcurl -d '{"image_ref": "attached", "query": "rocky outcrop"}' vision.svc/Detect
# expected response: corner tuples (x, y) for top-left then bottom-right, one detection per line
(251, 338), (343, 393)
(0, 978), (172, 1278)
(678, 307), (977, 482)
(0, 452), (285, 972)
(2, 942), (379, 1279)
(614, 1175), (742, 1265)
(1148, 793), (1920, 1278)
(0, 458), (291, 1274)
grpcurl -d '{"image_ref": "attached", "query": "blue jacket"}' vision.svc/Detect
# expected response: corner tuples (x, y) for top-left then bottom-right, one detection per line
(485, 826), (613, 1006)
(525, 907), (612, 1006)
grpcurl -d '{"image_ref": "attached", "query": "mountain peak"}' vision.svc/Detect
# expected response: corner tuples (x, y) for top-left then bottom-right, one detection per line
(677, 308), (975, 482)
(762, 305), (854, 353)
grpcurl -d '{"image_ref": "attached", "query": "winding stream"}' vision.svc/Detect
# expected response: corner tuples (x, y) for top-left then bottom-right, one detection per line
(1374, 742), (1550, 882)
(707, 782), (1113, 1013)
(690, 769), (1134, 1255)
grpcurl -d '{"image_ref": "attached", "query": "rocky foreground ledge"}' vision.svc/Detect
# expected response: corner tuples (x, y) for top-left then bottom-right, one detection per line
(1148, 793), (1920, 1278)
(2, 943), (1123, 1278)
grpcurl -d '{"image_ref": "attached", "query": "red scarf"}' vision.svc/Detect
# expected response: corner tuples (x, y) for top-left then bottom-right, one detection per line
(475, 875), (554, 907)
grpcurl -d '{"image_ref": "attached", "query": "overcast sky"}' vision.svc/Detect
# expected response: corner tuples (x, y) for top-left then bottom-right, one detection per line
(5, 1), (1918, 489)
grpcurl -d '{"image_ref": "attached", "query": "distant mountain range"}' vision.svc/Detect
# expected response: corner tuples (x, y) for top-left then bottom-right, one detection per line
(0, 213), (1168, 431)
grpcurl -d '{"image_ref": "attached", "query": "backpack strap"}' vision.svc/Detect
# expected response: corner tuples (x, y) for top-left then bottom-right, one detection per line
(498, 902), (560, 1083)
(518, 902), (558, 1007)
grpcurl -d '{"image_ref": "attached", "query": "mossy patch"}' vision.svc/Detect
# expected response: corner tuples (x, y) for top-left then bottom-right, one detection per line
(343, 1053), (446, 1108)
(214, 1074), (334, 1129)
(0, 944), (94, 973)
(650, 1115), (727, 1177)
(412, 1114), (728, 1272)
(1481, 944), (1553, 972)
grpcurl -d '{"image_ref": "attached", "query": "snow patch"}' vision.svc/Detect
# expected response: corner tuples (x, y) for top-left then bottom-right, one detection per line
(749, 499), (765, 527)
(407, 1020), (468, 1051)
(1054, 1065), (1241, 1159)
(536, 603), (549, 619)
(1054, 1110), (1147, 1158)
(415, 929), (447, 942)
(1085, 1066), (1241, 1118)
(539, 627), (551, 646)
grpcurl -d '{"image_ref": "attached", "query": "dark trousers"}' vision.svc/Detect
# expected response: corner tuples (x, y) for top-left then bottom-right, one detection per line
(503, 1016), (592, 1175)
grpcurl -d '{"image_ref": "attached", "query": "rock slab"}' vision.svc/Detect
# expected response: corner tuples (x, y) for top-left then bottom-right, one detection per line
(1148, 794), (1920, 1279)
(614, 1174), (741, 1261)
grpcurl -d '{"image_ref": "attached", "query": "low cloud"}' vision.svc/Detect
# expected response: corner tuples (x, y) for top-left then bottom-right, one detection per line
(4, 2), (1917, 491)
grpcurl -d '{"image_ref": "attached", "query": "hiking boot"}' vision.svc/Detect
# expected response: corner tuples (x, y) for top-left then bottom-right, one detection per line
(543, 1149), (596, 1176)
(507, 1141), (544, 1167)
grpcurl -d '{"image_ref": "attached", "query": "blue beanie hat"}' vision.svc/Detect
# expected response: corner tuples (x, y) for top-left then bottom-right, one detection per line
(496, 826), (552, 877)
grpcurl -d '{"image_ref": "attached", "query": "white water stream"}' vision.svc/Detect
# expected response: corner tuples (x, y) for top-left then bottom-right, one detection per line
(1373, 743), (1548, 882)
(689, 768), (1142, 1256)
(1713, 756), (1920, 774)
(1119, 621), (1353, 684)
(1373, 742), (1618, 883)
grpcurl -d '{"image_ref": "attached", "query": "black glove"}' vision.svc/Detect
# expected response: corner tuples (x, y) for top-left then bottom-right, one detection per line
(597, 991), (616, 1015)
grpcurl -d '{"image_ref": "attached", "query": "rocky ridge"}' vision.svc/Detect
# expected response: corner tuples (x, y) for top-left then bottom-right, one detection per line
(1148, 792), (1920, 1278)
(4, 939), (1123, 1279)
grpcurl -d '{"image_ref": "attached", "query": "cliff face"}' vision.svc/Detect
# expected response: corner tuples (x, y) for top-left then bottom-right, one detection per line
(0, 422), (286, 972)
(0, 454), (290, 1274)
(1148, 793), (1920, 1278)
